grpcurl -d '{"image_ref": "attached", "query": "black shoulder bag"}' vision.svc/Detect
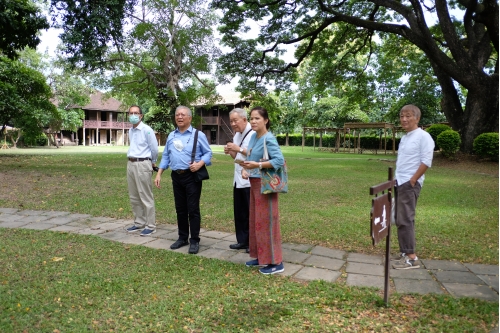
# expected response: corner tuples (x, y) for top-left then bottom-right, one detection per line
(192, 130), (209, 182)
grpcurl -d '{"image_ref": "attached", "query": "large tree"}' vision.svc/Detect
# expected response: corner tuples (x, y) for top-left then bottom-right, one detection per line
(0, 0), (49, 59)
(51, 0), (222, 130)
(213, 0), (498, 153)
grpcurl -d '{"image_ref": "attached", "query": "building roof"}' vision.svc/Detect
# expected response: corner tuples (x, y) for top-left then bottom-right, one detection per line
(81, 91), (124, 112)
(193, 90), (248, 107)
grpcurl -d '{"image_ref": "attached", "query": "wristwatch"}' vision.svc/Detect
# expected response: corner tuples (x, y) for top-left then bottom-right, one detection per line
(239, 147), (244, 153)
(259, 162), (262, 170)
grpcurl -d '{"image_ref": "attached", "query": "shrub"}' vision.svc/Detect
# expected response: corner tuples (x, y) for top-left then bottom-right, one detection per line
(437, 130), (461, 158)
(426, 124), (450, 150)
(473, 132), (499, 161)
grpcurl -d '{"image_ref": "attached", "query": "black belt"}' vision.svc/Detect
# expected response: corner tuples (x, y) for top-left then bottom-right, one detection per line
(173, 169), (190, 174)
(128, 157), (151, 162)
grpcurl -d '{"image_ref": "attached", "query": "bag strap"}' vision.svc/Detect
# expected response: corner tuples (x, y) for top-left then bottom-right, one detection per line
(239, 129), (252, 147)
(263, 135), (269, 160)
(191, 129), (198, 164)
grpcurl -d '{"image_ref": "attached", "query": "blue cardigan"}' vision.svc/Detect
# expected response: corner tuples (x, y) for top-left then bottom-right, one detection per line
(247, 132), (284, 178)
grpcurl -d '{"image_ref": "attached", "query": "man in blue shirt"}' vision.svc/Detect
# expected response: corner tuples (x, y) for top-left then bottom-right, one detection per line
(125, 105), (159, 236)
(155, 106), (212, 254)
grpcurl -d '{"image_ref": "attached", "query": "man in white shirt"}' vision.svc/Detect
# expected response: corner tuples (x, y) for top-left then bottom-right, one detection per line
(125, 105), (159, 236)
(224, 108), (254, 252)
(392, 104), (435, 270)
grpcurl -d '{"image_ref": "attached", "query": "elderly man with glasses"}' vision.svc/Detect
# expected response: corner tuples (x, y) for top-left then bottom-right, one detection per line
(154, 106), (212, 254)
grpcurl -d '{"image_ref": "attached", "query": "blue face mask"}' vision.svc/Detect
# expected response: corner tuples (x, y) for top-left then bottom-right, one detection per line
(129, 114), (140, 124)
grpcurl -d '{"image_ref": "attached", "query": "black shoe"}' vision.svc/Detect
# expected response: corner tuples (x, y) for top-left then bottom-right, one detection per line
(170, 239), (189, 250)
(229, 243), (249, 250)
(188, 242), (199, 254)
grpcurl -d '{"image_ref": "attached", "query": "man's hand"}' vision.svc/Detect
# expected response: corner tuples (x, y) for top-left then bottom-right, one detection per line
(189, 161), (204, 172)
(154, 174), (162, 188)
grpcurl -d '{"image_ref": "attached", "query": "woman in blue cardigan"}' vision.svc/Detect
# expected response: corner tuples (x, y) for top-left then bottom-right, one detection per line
(241, 106), (285, 275)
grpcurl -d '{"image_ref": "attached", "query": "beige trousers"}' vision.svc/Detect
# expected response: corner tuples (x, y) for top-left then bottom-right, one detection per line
(127, 160), (156, 229)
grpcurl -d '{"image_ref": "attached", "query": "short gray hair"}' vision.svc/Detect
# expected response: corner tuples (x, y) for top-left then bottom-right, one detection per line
(400, 104), (421, 119)
(175, 105), (192, 117)
(229, 108), (247, 119)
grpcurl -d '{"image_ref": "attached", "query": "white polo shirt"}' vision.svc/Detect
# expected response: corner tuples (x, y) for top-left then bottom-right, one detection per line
(396, 128), (434, 187)
(233, 123), (254, 188)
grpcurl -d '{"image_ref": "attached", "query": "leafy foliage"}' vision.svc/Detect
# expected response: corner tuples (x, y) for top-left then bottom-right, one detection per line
(213, 0), (499, 153)
(437, 129), (461, 158)
(473, 132), (499, 161)
(0, 56), (58, 138)
(0, 0), (49, 59)
(52, 0), (222, 133)
(426, 124), (451, 150)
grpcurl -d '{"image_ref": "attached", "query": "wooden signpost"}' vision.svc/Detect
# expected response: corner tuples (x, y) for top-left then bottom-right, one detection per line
(370, 167), (395, 305)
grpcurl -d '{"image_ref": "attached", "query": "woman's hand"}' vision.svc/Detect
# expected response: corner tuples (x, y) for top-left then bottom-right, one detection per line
(242, 161), (259, 170)
(241, 168), (249, 180)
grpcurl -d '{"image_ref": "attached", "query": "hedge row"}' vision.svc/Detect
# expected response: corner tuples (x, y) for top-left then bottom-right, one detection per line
(275, 133), (401, 150)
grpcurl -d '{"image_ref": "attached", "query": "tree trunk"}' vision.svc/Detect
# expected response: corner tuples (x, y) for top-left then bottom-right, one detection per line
(460, 79), (499, 153)
(285, 132), (289, 146)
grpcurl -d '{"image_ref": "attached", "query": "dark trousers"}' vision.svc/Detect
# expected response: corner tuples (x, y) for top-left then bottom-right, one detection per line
(395, 181), (421, 254)
(171, 171), (203, 243)
(233, 185), (250, 245)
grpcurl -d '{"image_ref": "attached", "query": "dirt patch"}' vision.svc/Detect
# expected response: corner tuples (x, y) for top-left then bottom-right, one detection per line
(432, 152), (498, 177)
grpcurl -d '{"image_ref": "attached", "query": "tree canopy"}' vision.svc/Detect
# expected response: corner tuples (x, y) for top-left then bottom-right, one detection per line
(213, 0), (498, 152)
(51, 0), (222, 133)
(0, 0), (49, 59)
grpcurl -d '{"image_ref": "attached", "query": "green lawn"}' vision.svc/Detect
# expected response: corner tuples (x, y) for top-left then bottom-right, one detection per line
(0, 145), (497, 264)
(0, 146), (498, 332)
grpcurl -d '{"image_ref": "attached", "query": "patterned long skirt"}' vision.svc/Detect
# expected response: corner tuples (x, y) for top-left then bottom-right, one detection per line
(249, 178), (283, 265)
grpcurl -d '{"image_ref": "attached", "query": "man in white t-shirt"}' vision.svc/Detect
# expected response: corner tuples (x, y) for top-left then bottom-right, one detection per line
(392, 104), (435, 270)
(224, 108), (255, 252)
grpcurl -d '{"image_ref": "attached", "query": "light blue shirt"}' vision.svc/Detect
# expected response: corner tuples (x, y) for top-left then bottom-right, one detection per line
(247, 132), (284, 178)
(159, 125), (212, 171)
(396, 128), (434, 186)
(127, 121), (158, 163)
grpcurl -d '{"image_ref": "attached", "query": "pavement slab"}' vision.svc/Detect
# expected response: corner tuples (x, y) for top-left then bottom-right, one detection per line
(478, 275), (499, 292)
(201, 230), (233, 239)
(210, 239), (235, 250)
(282, 242), (312, 252)
(390, 268), (433, 280)
(0, 214), (25, 222)
(226, 252), (250, 265)
(294, 266), (341, 283)
(19, 215), (52, 223)
(347, 274), (385, 289)
(302, 255), (344, 271)
(20, 223), (57, 230)
(143, 239), (172, 250)
(19, 210), (47, 216)
(310, 246), (345, 259)
(118, 235), (155, 245)
(156, 223), (178, 231)
(0, 208), (19, 214)
(78, 227), (107, 235)
(41, 211), (71, 217)
(155, 230), (180, 240)
(346, 262), (384, 276)
(49, 225), (85, 233)
(347, 253), (383, 265)
(98, 231), (129, 242)
(281, 262), (304, 277)
(45, 215), (87, 225)
(443, 283), (499, 302)
(432, 270), (486, 284)
(282, 248), (311, 264)
(421, 259), (468, 271)
(197, 248), (236, 260)
(393, 277), (444, 295)
(0, 221), (31, 228)
(464, 263), (499, 276)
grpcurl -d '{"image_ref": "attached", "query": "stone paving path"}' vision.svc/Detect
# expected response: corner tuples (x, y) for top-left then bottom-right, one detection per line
(1, 207), (498, 304)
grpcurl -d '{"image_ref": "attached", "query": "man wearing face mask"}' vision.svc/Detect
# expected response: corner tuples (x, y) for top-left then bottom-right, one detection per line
(125, 105), (159, 236)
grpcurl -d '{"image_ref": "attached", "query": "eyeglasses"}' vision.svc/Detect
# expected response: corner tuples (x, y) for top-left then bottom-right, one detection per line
(175, 114), (190, 118)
